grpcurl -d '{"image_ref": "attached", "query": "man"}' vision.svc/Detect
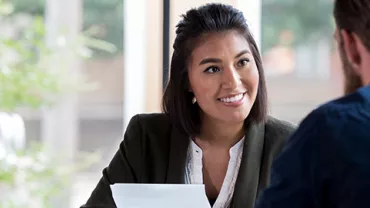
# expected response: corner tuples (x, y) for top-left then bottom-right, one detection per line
(255, 0), (370, 207)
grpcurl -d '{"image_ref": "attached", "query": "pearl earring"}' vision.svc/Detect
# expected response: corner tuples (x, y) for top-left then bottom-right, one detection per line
(192, 97), (197, 104)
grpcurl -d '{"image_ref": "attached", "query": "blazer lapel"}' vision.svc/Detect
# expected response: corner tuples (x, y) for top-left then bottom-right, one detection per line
(165, 126), (189, 184)
(231, 122), (265, 208)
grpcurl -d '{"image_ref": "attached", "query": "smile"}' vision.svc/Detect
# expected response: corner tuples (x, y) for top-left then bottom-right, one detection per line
(218, 93), (245, 103)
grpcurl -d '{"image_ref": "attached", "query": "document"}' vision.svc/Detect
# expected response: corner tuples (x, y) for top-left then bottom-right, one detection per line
(110, 183), (211, 208)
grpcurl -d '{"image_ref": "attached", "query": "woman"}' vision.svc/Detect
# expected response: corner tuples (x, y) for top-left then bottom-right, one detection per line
(82, 3), (295, 208)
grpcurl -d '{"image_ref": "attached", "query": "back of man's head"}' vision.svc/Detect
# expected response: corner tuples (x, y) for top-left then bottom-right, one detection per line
(334, 0), (370, 50)
(334, 0), (370, 91)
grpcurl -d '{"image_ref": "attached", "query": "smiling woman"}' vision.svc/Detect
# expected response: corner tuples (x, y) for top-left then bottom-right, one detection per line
(82, 3), (296, 208)
(188, 31), (259, 128)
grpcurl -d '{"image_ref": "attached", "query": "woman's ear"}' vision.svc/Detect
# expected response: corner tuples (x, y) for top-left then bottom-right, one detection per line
(187, 81), (193, 92)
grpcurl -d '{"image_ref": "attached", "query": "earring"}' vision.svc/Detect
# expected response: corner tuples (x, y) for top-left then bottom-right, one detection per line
(192, 97), (197, 104)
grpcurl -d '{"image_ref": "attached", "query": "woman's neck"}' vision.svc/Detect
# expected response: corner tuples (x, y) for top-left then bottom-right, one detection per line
(196, 115), (245, 149)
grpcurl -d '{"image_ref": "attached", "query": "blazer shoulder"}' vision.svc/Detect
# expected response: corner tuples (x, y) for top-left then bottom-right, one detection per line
(134, 113), (171, 127)
(266, 116), (296, 138)
(127, 113), (172, 140)
(264, 116), (297, 149)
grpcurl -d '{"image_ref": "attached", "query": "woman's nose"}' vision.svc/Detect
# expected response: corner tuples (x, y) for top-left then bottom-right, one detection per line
(221, 67), (241, 89)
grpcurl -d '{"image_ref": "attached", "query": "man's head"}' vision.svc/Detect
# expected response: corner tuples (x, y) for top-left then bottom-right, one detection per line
(334, 0), (370, 94)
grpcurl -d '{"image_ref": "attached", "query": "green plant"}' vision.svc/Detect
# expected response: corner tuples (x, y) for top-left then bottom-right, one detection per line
(11, 0), (124, 56)
(0, 0), (116, 112)
(0, 142), (100, 207)
(0, 1), (110, 207)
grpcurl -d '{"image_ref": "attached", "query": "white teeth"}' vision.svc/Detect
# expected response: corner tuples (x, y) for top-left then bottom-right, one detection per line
(220, 94), (243, 103)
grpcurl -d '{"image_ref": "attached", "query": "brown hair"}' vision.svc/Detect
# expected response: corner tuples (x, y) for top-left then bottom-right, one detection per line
(334, 0), (370, 50)
(161, 3), (267, 137)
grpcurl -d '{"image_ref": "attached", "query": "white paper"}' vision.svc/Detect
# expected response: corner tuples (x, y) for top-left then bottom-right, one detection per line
(110, 183), (211, 208)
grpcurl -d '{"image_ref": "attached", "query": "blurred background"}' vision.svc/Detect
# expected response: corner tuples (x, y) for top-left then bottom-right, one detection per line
(0, 0), (342, 207)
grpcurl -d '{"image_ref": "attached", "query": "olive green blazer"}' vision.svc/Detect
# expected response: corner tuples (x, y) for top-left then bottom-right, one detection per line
(81, 113), (295, 208)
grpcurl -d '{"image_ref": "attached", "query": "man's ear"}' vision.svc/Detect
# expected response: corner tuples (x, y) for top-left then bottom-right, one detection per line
(340, 29), (362, 73)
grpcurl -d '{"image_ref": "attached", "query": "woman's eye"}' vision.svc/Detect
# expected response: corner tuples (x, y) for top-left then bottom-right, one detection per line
(204, 66), (220, 73)
(237, 58), (250, 67)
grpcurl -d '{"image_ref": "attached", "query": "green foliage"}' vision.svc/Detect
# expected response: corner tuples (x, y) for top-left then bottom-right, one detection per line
(0, 142), (100, 208)
(83, 0), (123, 56)
(0, 17), (62, 111)
(8, 0), (44, 15)
(10, 0), (123, 56)
(0, 1), (104, 207)
(0, 0), (13, 15)
(261, 0), (334, 52)
(0, 0), (116, 111)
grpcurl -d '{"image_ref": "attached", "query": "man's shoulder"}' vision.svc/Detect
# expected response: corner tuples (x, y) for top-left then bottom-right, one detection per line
(319, 86), (370, 117)
(307, 88), (370, 128)
(287, 89), (370, 148)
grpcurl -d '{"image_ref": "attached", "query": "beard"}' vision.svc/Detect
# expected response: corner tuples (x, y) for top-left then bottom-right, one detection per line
(338, 38), (363, 95)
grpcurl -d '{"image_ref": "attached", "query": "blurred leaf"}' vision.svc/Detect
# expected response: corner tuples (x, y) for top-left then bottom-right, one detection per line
(81, 35), (117, 53)
(0, 1), (116, 111)
(0, 1), (13, 16)
(0, 140), (101, 208)
(11, 0), (123, 57)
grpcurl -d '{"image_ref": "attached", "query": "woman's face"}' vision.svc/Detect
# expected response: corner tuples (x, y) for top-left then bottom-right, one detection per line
(188, 30), (259, 125)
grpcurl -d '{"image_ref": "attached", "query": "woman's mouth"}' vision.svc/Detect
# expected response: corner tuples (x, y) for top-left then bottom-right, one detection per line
(218, 93), (246, 103)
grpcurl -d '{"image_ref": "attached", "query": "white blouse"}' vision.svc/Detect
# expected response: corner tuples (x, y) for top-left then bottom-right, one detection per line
(184, 137), (245, 208)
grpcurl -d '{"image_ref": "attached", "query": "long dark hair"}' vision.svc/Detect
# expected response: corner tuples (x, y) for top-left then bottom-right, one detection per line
(162, 3), (267, 137)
